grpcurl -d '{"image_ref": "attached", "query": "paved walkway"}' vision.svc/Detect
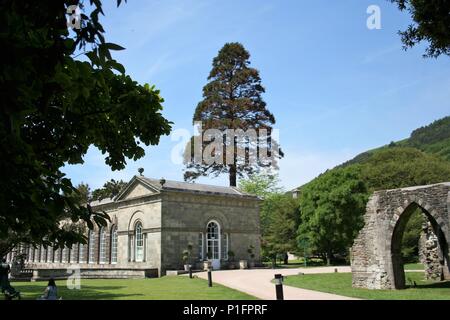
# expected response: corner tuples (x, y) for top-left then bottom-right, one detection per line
(194, 266), (359, 300)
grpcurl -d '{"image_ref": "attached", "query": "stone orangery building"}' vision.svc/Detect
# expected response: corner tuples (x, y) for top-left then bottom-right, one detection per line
(5, 176), (261, 279)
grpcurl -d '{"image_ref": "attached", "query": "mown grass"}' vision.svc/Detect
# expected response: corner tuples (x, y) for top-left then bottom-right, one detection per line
(283, 272), (449, 300)
(10, 276), (257, 300)
(404, 263), (424, 270)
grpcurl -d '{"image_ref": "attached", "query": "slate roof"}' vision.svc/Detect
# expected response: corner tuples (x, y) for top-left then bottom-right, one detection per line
(140, 176), (246, 196)
(90, 176), (257, 207)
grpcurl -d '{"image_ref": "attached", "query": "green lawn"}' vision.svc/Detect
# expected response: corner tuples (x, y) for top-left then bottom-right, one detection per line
(10, 276), (257, 300)
(282, 272), (450, 300)
(404, 263), (425, 270)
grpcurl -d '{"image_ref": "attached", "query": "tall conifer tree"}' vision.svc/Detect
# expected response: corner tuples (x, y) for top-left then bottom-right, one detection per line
(184, 43), (283, 186)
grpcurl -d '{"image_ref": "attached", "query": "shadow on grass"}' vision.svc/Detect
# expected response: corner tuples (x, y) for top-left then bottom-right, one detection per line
(14, 284), (144, 300)
(407, 280), (450, 289)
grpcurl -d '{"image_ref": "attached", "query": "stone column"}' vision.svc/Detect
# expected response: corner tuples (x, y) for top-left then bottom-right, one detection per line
(419, 222), (443, 281)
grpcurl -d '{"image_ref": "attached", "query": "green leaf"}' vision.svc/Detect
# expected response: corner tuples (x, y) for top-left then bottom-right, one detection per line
(104, 42), (126, 51)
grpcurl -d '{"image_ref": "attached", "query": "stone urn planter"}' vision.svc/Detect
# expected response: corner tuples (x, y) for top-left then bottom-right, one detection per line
(203, 261), (212, 271)
(184, 264), (192, 272)
(239, 260), (248, 269)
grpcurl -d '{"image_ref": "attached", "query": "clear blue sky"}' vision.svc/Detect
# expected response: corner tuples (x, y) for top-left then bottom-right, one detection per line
(63, 0), (450, 191)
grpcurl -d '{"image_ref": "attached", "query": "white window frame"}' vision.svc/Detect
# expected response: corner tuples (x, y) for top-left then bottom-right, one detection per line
(135, 222), (144, 262)
(69, 245), (76, 263)
(99, 228), (107, 264)
(111, 226), (118, 264)
(61, 247), (68, 263)
(88, 231), (96, 264)
(47, 247), (53, 263)
(41, 246), (47, 262)
(79, 243), (86, 263)
(206, 221), (220, 260)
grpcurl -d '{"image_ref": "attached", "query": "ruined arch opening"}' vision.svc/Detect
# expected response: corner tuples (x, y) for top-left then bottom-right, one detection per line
(391, 202), (449, 289)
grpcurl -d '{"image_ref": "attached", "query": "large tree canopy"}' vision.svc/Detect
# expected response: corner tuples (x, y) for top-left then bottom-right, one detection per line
(184, 42), (283, 186)
(239, 173), (299, 264)
(390, 0), (450, 57)
(0, 1), (172, 257)
(298, 166), (369, 265)
(91, 179), (127, 201)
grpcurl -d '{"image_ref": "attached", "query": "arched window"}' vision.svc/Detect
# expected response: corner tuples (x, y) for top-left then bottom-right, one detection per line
(27, 246), (33, 262)
(47, 246), (53, 263)
(99, 227), (107, 264)
(69, 245), (76, 263)
(88, 230), (96, 264)
(61, 246), (68, 263)
(37, 246), (42, 262)
(207, 221), (220, 260)
(135, 222), (144, 262)
(79, 243), (85, 263)
(111, 226), (118, 264)
(41, 245), (47, 262)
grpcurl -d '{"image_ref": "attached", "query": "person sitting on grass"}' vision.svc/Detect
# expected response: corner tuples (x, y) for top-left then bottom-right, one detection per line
(38, 278), (59, 300)
(1, 258), (21, 300)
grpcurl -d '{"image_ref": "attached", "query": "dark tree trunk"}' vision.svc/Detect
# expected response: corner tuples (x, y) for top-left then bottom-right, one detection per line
(229, 165), (237, 187)
(283, 252), (289, 265)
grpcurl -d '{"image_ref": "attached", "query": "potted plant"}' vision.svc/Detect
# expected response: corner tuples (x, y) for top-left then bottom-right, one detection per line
(203, 251), (212, 271)
(239, 259), (248, 269)
(227, 250), (235, 269)
(182, 243), (193, 271)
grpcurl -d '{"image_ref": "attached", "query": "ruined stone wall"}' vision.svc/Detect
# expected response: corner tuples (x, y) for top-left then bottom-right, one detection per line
(419, 222), (444, 280)
(351, 183), (450, 289)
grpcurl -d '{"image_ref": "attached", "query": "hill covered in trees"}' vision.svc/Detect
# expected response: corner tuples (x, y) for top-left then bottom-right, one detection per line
(340, 116), (450, 167)
(296, 116), (450, 264)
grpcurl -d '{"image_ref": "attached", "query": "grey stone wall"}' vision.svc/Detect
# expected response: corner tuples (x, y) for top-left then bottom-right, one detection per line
(28, 268), (158, 281)
(419, 222), (444, 280)
(18, 178), (261, 278)
(160, 191), (261, 274)
(351, 183), (450, 289)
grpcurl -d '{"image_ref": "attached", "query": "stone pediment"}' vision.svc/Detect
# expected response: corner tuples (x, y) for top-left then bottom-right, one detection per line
(115, 177), (160, 201)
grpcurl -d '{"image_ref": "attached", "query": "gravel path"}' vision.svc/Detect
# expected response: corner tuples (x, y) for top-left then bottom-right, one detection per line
(193, 266), (359, 300)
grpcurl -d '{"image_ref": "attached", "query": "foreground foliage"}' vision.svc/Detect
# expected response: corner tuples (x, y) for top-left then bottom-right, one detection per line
(0, 1), (172, 256)
(239, 174), (300, 263)
(390, 0), (450, 57)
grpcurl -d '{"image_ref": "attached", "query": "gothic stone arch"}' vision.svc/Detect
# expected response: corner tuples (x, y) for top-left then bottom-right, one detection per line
(351, 183), (450, 289)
